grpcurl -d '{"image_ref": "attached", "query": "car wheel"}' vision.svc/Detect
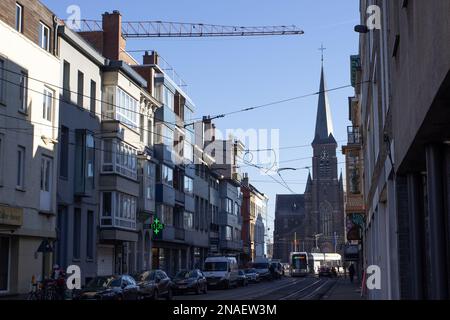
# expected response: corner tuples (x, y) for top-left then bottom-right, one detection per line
(153, 289), (159, 300)
(166, 288), (173, 301)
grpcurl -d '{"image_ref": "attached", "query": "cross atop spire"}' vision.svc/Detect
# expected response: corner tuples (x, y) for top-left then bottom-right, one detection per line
(318, 43), (326, 64)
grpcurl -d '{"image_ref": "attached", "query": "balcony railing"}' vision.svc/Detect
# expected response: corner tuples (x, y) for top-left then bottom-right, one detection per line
(347, 126), (362, 145)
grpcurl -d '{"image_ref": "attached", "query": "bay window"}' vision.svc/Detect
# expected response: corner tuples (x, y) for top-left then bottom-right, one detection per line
(102, 86), (139, 129)
(102, 138), (137, 180)
(158, 164), (173, 186)
(100, 191), (136, 230)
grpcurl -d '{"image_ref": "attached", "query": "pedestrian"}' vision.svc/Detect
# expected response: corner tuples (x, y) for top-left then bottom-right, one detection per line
(348, 263), (355, 284)
(343, 265), (347, 279)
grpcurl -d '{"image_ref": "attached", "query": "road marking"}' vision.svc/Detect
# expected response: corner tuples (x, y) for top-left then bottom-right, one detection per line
(300, 279), (334, 300)
(279, 279), (323, 300)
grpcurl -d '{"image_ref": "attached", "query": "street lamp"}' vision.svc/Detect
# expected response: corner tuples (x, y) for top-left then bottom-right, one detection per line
(314, 233), (323, 252)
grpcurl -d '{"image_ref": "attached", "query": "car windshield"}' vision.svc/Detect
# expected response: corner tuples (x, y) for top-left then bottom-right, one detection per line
(244, 269), (255, 274)
(204, 262), (227, 271)
(253, 263), (269, 269)
(134, 271), (156, 282)
(175, 270), (196, 279)
(238, 270), (244, 275)
(85, 277), (112, 289)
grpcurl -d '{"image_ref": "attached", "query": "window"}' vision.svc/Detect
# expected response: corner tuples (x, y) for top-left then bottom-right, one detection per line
(234, 203), (240, 216)
(158, 204), (173, 226)
(183, 211), (194, 230)
(40, 156), (52, 192)
(73, 208), (81, 260)
(75, 130), (95, 195)
(147, 119), (153, 146)
(59, 126), (69, 178)
(19, 72), (28, 113)
(145, 163), (154, 200)
(163, 86), (174, 110)
(100, 192), (136, 230)
(155, 123), (173, 147)
(225, 226), (233, 241)
(63, 61), (70, 101)
(17, 146), (25, 188)
(184, 176), (193, 195)
(90, 80), (96, 114)
(140, 114), (145, 142)
(160, 164), (173, 186)
(15, 3), (23, 33)
(39, 22), (50, 51)
(0, 60), (4, 104)
(101, 139), (137, 180)
(226, 198), (233, 214)
(86, 210), (94, 260)
(77, 71), (84, 107)
(40, 156), (52, 211)
(42, 88), (53, 121)
(115, 87), (138, 129)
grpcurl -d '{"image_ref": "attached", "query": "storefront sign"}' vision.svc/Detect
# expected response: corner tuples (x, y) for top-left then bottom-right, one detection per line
(0, 205), (23, 226)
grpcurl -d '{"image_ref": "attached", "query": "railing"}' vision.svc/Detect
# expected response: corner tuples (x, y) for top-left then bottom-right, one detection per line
(347, 126), (362, 145)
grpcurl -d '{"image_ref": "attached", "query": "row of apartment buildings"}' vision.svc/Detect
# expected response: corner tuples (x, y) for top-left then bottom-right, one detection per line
(0, 0), (268, 296)
(343, 0), (450, 299)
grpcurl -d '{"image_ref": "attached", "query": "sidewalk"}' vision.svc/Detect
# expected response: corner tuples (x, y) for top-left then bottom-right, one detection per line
(322, 277), (364, 300)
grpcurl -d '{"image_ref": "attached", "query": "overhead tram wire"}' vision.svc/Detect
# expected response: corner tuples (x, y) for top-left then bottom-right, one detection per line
(0, 64), (370, 134)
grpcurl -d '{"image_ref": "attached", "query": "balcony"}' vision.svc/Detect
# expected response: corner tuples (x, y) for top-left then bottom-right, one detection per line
(347, 126), (362, 145)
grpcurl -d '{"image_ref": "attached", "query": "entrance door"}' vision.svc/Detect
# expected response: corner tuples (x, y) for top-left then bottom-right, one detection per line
(97, 245), (114, 276)
(0, 237), (10, 292)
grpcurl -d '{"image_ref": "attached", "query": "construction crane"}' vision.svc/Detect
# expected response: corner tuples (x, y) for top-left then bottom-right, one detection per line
(76, 19), (304, 38)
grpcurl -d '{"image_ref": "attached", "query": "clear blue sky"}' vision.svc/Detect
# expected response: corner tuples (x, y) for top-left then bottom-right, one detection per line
(42, 0), (360, 239)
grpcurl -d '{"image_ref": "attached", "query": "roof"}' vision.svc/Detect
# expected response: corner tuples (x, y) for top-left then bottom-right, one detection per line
(312, 65), (336, 145)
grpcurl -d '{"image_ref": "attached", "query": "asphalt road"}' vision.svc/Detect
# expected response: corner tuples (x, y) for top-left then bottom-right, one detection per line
(173, 276), (337, 300)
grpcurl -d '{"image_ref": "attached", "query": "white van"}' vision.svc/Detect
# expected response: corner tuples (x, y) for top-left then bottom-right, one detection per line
(203, 256), (239, 289)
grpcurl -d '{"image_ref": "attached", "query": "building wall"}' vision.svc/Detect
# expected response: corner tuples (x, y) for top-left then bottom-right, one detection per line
(0, 3), (60, 295)
(55, 30), (103, 284)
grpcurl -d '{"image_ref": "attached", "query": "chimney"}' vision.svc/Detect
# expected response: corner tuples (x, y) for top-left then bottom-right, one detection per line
(203, 116), (216, 142)
(102, 11), (124, 61)
(143, 50), (159, 65)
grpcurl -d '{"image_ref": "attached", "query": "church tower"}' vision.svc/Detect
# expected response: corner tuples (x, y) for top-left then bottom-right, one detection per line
(305, 56), (344, 254)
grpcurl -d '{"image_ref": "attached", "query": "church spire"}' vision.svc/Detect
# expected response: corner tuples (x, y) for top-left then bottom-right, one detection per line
(313, 56), (335, 144)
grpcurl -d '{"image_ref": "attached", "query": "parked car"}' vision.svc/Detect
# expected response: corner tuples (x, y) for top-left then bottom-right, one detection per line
(270, 261), (284, 279)
(173, 269), (207, 295)
(319, 265), (332, 277)
(203, 256), (239, 289)
(133, 270), (174, 300)
(252, 261), (271, 280)
(74, 275), (139, 300)
(244, 268), (260, 283)
(237, 270), (248, 287)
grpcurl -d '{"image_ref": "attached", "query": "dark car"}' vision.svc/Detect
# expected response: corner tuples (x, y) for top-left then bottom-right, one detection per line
(133, 270), (174, 300)
(319, 266), (332, 277)
(270, 262), (283, 279)
(237, 270), (248, 287)
(74, 275), (139, 300)
(173, 269), (207, 295)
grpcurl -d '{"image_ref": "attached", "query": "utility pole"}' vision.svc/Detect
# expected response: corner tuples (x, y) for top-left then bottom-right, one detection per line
(294, 232), (297, 252)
